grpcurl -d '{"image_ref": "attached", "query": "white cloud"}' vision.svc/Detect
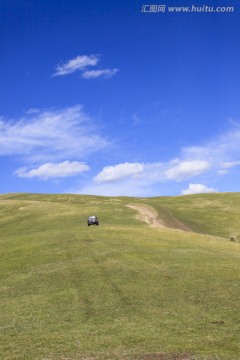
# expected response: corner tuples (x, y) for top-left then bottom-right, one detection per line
(182, 122), (240, 164)
(220, 160), (240, 169)
(82, 68), (119, 79)
(53, 55), (99, 76)
(71, 121), (240, 196)
(52, 54), (119, 79)
(87, 159), (212, 196)
(217, 160), (240, 175)
(179, 124), (240, 180)
(165, 160), (211, 181)
(15, 161), (89, 180)
(0, 105), (109, 161)
(93, 162), (144, 183)
(217, 169), (228, 175)
(181, 183), (217, 195)
(93, 160), (212, 188)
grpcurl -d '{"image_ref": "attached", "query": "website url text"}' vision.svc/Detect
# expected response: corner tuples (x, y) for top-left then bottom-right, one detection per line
(141, 4), (235, 13)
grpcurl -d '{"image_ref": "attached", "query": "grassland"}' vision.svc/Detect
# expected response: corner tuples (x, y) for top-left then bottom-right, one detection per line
(0, 193), (240, 360)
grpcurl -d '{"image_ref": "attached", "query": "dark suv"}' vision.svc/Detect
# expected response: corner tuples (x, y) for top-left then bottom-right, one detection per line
(87, 216), (99, 226)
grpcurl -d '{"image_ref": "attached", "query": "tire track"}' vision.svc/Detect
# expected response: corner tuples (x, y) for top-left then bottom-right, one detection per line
(126, 204), (192, 232)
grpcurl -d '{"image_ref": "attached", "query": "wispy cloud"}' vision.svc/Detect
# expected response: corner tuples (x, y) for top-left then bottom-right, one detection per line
(0, 105), (109, 162)
(220, 160), (240, 169)
(217, 160), (240, 175)
(182, 122), (240, 165)
(15, 161), (89, 180)
(53, 55), (99, 76)
(53, 54), (119, 79)
(165, 160), (210, 181)
(82, 68), (119, 79)
(181, 183), (217, 195)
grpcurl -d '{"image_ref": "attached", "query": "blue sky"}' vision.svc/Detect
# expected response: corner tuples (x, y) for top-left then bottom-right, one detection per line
(0, 0), (240, 196)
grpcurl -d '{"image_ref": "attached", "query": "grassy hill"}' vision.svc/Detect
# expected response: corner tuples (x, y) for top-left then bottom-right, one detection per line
(145, 192), (240, 239)
(0, 193), (240, 359)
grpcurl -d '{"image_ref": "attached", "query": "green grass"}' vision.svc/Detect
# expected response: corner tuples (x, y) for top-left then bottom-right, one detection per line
(144, 193), (240, 239)
(0, 193), (240, 359)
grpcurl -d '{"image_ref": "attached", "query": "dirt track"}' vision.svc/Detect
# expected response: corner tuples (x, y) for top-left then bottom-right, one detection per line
(126, 204), (166, 228)
(126, 204), (192, 232)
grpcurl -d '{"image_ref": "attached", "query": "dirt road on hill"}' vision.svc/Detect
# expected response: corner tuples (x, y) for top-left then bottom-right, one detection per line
(126, 204), (192, 232)
(126, 204), (166, 228)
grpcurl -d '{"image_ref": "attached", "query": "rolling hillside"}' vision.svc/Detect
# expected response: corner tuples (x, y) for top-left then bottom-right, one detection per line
(0, 193), (240, 359)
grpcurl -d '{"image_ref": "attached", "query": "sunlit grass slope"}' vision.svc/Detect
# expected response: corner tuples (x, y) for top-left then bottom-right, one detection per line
(0, 193), (240, 360)
(144, 192), (240, 239)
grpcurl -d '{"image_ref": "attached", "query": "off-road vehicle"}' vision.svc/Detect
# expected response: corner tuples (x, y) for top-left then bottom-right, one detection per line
(87, 216), (99, 226)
